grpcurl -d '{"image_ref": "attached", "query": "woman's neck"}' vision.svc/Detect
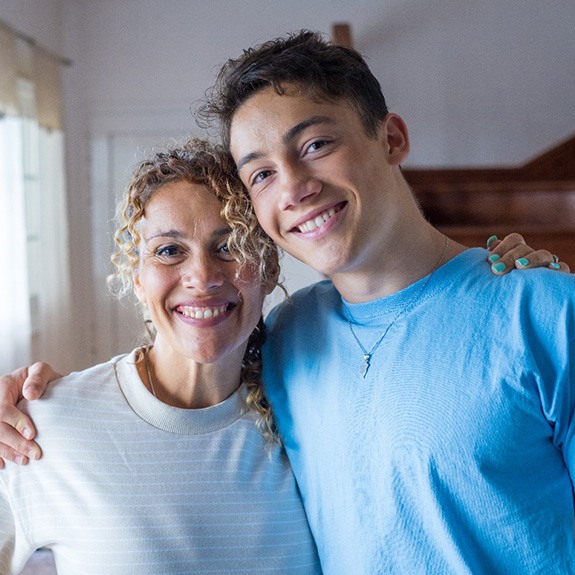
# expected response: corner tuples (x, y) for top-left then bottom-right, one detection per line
(140, 342), (245, 409)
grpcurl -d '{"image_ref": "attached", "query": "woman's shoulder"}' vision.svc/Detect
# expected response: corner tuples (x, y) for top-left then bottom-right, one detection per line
(19, 352), (132, 422)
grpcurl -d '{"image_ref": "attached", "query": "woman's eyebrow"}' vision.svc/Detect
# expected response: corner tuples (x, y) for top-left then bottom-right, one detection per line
(144, 226), (231, 243)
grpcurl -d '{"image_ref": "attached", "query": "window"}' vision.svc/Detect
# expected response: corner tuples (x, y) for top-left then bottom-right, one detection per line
(0, 23), (72, 372)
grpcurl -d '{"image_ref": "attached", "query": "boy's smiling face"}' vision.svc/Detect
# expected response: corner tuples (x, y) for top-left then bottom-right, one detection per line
(230, 83), (410, 280)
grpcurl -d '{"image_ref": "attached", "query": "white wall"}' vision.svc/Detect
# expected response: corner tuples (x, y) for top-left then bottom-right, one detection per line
(0, 0), (63, 53)
(1, 0), (574, 367)
(70, 0), (575, 166)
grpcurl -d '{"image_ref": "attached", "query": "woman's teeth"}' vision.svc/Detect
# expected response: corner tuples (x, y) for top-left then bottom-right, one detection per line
(179, 305), (228, 319)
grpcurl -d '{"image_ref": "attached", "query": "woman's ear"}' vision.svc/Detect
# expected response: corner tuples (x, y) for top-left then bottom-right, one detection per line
(264, 279), (276, 297)
(265, 257), (281, 295)
(133, 270), (146, 305)
(379, 113), (410, 166)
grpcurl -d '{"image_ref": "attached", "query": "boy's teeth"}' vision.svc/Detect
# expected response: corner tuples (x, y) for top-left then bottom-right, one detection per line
(180, 305), (227, 319)
(298, 208), (336, 233)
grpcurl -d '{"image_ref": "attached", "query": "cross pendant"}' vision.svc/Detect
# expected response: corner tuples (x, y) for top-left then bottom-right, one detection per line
(361, 354), (371, 378)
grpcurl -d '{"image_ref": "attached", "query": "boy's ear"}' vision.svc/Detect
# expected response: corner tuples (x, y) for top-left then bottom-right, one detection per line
(380, 113), (410, 165)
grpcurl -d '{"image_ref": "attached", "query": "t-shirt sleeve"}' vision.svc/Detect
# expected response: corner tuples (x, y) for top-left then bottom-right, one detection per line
(557, 332), (575, 483)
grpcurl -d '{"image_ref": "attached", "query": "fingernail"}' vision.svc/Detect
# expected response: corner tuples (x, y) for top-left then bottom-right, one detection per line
(28, 448), (40, 461)
(492, 262), (506, 273)
(488, 254), (501, 263)
(486, 235), (498, 249)
(550, 262), (561, 270)
(516, 258), (529, 267)
(15, 455), (26, 465)
(22, 428), (32, 440)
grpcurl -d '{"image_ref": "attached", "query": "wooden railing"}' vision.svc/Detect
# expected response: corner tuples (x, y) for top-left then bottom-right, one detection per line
(404, 135), (575, 267)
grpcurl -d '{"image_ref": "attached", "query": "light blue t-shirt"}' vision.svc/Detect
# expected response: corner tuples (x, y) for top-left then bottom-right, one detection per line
(264, 248), (575, 574)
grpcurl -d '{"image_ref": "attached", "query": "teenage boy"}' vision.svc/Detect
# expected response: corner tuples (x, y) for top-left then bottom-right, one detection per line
(202, 30), (575, 573)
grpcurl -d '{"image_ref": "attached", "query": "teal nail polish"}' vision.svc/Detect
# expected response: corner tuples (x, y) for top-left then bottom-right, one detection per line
(492, 262), (506, 273)
(516, 258), (529, 267)
(486, 235), (498, 249)
(550, 262), (561, 270)
(488, 254), (501, 263)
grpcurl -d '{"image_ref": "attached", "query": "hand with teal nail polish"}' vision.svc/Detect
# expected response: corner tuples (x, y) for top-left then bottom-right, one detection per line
(492, 261), (506, 273)
(486, 235), (498, 249)
(484, 233), (571, 275)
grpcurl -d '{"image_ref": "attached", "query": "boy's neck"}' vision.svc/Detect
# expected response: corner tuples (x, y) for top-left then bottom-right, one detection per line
(331, 226), (464, 303)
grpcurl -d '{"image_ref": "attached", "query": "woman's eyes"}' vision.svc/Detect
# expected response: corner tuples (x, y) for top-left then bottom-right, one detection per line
(217, 242), (236, 261)
(154, 243), (234, 261)
(155, 245), (181, 258)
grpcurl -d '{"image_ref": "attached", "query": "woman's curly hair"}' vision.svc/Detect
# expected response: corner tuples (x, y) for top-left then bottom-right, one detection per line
(109, 138), (282, 443)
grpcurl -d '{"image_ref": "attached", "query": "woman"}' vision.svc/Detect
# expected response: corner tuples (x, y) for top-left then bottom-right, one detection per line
(0, 139), (321, 574)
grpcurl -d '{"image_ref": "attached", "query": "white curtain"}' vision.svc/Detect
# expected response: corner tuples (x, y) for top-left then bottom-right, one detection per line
(0, 116), (32, 371)
(34, 126), (72, 364)
(0, 23), (72, 372)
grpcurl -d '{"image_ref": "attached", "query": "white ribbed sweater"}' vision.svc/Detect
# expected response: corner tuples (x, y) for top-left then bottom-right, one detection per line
(0, 350), (321, 574)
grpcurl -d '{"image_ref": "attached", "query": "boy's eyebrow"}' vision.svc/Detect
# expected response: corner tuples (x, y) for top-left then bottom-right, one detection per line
(282, 115), (333, 145)
(235, 115), (334, 172)
(236, 151), (262, 173)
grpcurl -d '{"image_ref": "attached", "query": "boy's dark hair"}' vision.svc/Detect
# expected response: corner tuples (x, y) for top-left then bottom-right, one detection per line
(198, 30), (389, 148)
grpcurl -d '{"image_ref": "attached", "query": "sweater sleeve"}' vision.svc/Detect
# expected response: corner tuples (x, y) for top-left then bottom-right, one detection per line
(0, 482), (20, 574)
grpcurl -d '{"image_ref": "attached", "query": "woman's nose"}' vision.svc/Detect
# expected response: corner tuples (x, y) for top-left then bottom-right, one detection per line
(181, 255), (225, 291)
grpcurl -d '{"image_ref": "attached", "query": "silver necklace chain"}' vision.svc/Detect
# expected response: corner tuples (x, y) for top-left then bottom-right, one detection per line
(346, 236), (449, 378)
(144, 346), (158, 397)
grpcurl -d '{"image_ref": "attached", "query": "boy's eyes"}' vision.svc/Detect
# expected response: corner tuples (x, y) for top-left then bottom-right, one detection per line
(252, 169), (272, 185)
(306, 139), (328, 153)
(245, 138), (334, 193)
(249, 139), (331, 186)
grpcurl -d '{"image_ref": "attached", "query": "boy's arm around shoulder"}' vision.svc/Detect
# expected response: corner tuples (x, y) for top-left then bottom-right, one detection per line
(0, 362), (61, 467)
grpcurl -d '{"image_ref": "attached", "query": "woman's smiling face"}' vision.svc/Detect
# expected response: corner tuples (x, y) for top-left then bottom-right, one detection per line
(133, 180), (268, 366)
